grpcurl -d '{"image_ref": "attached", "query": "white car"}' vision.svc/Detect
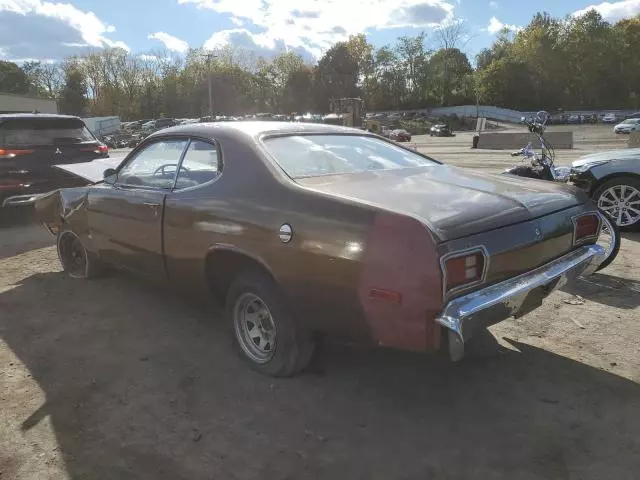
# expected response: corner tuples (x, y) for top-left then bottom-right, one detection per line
(602, 113), (618, 124)
(613, 118), (640, 134)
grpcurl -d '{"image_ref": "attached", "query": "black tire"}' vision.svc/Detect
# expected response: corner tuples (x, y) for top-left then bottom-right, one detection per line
(592, 177), (640, 232)
(57, 229), (104, 279)
(226, 272), (315, 377)
(595, 214), (621, 272)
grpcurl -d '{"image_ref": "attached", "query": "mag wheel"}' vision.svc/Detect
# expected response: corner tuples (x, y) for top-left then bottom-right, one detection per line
(594, 177), (640, 231)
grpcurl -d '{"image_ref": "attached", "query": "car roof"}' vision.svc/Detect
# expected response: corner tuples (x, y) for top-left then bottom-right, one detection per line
(148, 121), (367, 142)
(0, 113), (81, 121)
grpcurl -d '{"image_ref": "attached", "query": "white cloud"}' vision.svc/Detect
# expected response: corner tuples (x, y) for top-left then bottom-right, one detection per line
(203, 28), (315, 62)
(486, 16), (521, 34)
(0, 0), (127, 60)
(148, 32), (190, 54)
(489, 1), (498, 9)
(573, 0), (640, 22)
(180, 0), (456, 58)
(138, 54), (159, 61)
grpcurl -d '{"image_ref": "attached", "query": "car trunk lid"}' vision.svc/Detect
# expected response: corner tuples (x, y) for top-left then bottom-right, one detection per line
(296, 165), (586, 242)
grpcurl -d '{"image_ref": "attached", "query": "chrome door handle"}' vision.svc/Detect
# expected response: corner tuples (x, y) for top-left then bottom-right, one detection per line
(143, 202), (161, 208)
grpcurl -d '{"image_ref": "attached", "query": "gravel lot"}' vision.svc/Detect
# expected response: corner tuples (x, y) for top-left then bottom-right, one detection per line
(1, 125), (639, 480)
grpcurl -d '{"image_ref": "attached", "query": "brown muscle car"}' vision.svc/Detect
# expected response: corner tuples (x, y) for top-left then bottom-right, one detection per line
(35, 122), (606, 377)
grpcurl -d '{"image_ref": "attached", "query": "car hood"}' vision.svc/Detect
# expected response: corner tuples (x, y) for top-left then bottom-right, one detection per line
(52, 156), (125, 183)
(296, 165), (587, 242)
(572, 148), (640, 167)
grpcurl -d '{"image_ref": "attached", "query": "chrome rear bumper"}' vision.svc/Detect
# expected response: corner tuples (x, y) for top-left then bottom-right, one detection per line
(436, 244), (605, 361)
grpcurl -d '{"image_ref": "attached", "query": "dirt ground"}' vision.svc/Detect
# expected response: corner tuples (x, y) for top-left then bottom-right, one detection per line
(1, 125), (639, 480)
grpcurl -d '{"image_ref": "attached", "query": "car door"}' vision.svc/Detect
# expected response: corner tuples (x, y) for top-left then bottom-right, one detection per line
(87, 137), (189, 278)
(162, 138), (222, 287)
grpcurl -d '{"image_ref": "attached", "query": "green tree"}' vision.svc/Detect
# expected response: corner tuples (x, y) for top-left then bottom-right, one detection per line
(283, 66), (314, 113)
(428, 48), (473, 106)
(0, 61), (30, 94)
(58, 63), (87, 116)
(314, 42), (360, 110)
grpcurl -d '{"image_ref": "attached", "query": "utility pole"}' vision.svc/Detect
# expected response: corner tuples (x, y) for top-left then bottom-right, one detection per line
(200, 53), (217, 119)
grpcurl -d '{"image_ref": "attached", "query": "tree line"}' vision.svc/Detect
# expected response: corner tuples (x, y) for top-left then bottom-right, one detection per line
(1, 10), (638, 119)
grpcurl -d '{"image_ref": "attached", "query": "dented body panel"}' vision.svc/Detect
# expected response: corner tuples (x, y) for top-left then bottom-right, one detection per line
(34, 122), (602, 353)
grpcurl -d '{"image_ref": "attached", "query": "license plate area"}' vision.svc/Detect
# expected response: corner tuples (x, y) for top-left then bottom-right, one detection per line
(513, 275), (564, 318)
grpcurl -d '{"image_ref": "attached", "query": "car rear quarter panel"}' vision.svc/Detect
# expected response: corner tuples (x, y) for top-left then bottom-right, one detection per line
(163, 135), (444, 350)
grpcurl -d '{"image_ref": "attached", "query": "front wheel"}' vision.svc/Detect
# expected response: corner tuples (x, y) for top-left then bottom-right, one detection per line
(57, 229), (105, 279)
(227, 272), (315, 377)
(595, 214), (621, 272)
(593, 177), (640, 231)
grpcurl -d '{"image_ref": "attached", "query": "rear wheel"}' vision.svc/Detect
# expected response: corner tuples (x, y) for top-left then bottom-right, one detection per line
(57, 229), (104, 279)
(593, 177), (640, 231)
(227, 272), (315, 377)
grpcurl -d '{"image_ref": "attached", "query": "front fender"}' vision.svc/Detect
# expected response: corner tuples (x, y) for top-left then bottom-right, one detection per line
(34, 187), (90, 235)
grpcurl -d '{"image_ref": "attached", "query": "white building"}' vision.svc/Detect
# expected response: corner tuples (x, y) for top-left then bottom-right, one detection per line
(0, 93), (57, 114)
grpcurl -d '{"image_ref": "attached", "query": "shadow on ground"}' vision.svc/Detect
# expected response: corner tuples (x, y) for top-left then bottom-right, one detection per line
(563, 271), (640, 309)
(1, 271), (639, 480)
(0, 211), (52, 260)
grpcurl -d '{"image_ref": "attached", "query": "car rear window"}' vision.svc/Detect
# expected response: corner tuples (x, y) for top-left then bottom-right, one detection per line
(262, 134), (438, 179)
(0, 118), (96, 147)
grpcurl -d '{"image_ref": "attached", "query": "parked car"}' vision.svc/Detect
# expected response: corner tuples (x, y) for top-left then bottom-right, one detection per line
(567, 114), (583, 124)
(35, 122), (605, 376)
(613, 118), (640, 134)
(430, 124), (453, 137)
(601, 113), (618, 124)
(154, 118), (177, 129)
(570, 148), (640, 231)
(389, 129), (411, 142)
(1, 114), (108, 208)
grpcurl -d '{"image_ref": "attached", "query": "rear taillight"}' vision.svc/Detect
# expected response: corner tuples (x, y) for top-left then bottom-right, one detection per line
(80, 144), (109, 154)
(573, 213), (600, 245)
(0, 148), (35, 159)
(442, 248), (487, 294)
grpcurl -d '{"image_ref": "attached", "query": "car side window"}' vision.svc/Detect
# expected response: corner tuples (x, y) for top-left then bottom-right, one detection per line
(174, 139), (220, 190)
(117, 139), (188, 189)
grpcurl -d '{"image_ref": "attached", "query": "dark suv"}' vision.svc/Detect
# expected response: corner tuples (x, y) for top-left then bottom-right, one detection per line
(1, 114), (108, 208)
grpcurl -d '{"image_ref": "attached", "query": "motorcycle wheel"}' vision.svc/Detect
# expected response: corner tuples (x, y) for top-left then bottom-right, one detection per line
(595, 213), (621, 272)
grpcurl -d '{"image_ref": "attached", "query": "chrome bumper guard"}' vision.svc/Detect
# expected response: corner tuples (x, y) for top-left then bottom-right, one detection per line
(2, 194), (41, 208)
(436, 244), (605, 361)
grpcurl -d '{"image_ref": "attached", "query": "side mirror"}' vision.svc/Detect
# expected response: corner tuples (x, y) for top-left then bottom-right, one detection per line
(103, 168), (117, 184)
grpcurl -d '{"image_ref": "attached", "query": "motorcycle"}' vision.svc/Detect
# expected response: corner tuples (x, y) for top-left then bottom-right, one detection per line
(504, 111), (620, 271)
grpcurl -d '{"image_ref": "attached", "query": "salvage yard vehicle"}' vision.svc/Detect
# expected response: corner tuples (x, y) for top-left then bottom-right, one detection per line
(505, 112), (621, 269)
(1, 114), (108, 208)
(36, 122), (605, 377)
(613, 118), (640, 134)
(389, 129), (412, 142)
(430, 124), (453, 137)
(571, 148), (640, 231)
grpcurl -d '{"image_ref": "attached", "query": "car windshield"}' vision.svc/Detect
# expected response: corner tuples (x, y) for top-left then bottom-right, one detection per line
(0, 118), (95, 146)
(622, 119), (640, 124)
(263, 134), (438, 179)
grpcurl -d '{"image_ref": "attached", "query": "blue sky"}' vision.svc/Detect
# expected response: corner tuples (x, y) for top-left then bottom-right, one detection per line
(1, 0), (639, 63)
